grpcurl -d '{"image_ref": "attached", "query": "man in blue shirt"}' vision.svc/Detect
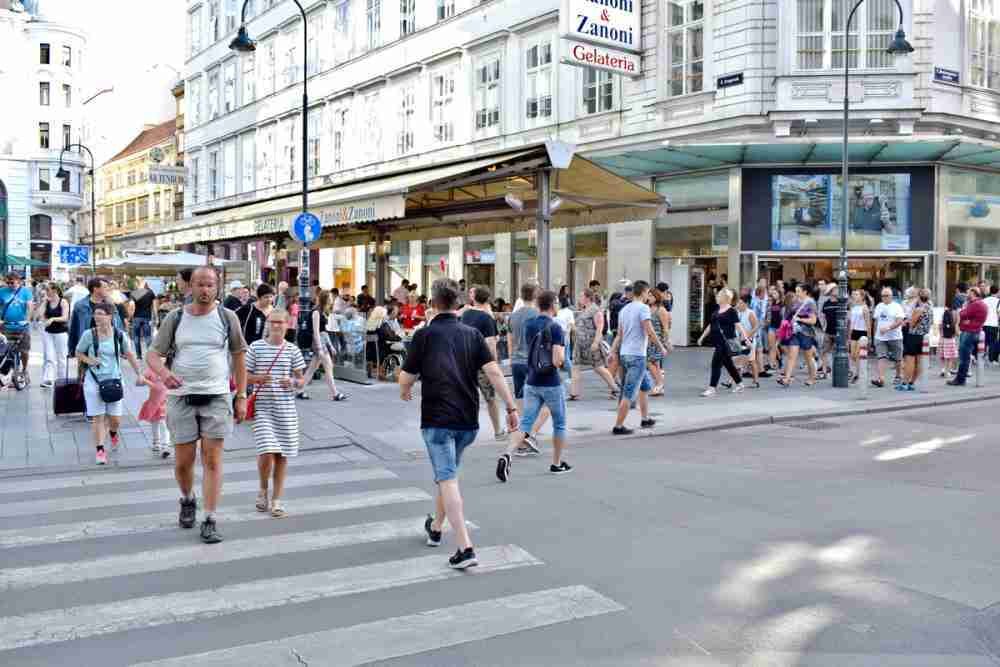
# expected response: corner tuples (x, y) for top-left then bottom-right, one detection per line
(497, 289), (571, 481)
(0, 271), (35, 384)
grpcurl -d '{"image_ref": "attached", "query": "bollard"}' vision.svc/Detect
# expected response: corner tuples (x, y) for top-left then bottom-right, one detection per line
(858, 336), (869, 399)
(977, 331), (986, 388)
(918, 335), (929, 392)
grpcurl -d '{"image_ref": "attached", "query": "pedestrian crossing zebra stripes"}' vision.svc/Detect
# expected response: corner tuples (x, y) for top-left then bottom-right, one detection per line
(0, 449), (624, 664)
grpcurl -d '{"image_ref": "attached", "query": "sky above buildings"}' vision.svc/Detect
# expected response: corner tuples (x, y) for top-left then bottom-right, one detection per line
(43, 0), (186, 164)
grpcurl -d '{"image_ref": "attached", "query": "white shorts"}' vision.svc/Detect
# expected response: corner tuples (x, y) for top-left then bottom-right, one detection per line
(83, 375), (124, 417)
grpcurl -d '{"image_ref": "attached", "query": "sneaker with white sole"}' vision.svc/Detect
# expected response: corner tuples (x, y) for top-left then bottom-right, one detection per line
(700, 387), (717, 397)
(550, 461), (573, 475)
(496, 454), (511, 482)
(424, 514), (442, 547)
(523, 433), (541, 454)
(732, 384), (745, 394)
(448, 547), (478, 569)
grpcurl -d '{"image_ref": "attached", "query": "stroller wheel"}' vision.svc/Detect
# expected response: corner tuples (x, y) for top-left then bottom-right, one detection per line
(12, 373), (26, 391)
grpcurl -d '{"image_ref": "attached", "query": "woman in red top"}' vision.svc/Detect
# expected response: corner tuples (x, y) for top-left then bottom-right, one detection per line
(400, 293), (426, 330)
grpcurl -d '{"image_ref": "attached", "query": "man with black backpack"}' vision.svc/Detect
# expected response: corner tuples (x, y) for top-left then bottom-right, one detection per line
(497, 289), (571, 482)
(147, 267), (248, 545)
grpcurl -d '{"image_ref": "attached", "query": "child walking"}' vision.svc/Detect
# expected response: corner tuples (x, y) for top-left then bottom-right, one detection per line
(138, 367), (171, 459)
(246, 309), (306, 518)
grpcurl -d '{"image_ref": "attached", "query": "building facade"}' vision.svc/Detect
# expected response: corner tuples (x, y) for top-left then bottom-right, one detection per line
(95, 120), (183, 257)
(0, 0), (87, 280)
(172, 0), (1000, 342)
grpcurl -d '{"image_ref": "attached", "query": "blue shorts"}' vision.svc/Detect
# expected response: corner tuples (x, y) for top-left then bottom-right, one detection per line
(511, 363), (529, 399)
(422, 428), (477, 483)
(789, 332), (816, 351)
(621, 354), (653, 401)
(520, 384), (567, 440)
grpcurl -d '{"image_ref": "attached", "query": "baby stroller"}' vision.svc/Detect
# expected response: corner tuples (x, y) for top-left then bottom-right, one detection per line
(0, 331), (27, 391)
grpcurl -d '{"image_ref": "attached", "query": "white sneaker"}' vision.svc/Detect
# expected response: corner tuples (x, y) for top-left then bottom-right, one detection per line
(732, 384), (745, 394)
(700, 388), (717, 397)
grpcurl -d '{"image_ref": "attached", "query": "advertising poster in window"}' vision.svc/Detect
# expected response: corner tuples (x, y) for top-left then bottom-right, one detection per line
(771, 174), (911, 251)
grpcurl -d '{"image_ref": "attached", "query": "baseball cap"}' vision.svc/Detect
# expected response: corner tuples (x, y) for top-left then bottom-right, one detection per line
(229, 279), (244, 290)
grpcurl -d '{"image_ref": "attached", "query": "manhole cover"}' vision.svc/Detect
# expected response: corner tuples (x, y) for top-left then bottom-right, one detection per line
(782, 420), (840, 431)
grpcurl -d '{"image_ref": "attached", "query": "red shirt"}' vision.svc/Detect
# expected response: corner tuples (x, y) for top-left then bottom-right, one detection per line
(959, 299), (988, 333)
(400, 303), (425, 330)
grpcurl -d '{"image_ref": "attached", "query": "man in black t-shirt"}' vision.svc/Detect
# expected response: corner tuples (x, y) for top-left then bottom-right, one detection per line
(127, 278), (157, 359)
(400, 278), (518, 570)
(460, 287), (504, 439)
(356, 285), (376, 314)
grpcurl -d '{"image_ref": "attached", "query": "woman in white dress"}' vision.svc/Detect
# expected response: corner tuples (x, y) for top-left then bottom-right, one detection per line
(246, 309), (306, 518)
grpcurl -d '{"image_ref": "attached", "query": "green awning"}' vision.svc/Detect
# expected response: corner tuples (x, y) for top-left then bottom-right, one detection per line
(4, 254), (48, 267)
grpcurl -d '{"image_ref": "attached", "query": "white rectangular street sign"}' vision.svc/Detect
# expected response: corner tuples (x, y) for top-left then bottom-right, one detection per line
(560, 38), (641, 78)
(149, 165), (186, 185)
(560, 0), (642, 54)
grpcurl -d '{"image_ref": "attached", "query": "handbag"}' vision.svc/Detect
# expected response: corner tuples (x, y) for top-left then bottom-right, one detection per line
(777, 319), (793, 343)
(725, 337), (750, 357)
(88, 327), (124, 403)
(246, 342), (285, 420)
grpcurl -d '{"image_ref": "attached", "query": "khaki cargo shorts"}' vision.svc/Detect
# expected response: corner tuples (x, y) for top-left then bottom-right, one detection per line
(166, 394), (234, 445)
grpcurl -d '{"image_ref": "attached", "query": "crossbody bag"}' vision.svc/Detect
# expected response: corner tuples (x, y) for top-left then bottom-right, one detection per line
(88, 327), (124, 403)
(246, 342), (284, 420)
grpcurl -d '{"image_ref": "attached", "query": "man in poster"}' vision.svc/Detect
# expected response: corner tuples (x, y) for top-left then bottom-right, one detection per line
(852, 185), (893, 234)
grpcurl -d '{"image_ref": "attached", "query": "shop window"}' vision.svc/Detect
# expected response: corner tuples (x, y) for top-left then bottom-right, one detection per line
(655, 224), (722, 256)
(667, 0), (703, 95)
(30, 215), (52, 240)
(795, 0), (897, 71)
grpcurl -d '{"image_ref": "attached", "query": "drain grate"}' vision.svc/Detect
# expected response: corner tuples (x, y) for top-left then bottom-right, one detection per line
(782, 420), (840, 431)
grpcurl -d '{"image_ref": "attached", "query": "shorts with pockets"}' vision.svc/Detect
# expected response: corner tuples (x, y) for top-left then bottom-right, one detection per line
(621, 354), (653, 401)
(83, 375), (124, 417)
(520, 384), (567, 440)
(422, 427), (477, 483)
(789, 332), (816, 351)
(166, 394), (234, 445)
(875, 338), (903, 362)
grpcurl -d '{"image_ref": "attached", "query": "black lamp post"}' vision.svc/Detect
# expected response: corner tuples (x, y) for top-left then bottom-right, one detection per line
(833, 0), (914, 389)
(56, 143), (97, 274)
(231, 0), (313, 336)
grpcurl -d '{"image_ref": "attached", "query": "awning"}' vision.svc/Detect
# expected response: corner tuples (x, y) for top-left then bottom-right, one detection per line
(591, 138), (1000, 178)
(158, 143), (666, 247)
(98, 251), (235, 274)
(4, 254), (47, 267)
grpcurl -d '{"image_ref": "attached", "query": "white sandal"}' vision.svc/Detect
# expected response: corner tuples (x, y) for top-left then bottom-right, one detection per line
(255, 490), (269, 513)
(271, 500), (287, 518)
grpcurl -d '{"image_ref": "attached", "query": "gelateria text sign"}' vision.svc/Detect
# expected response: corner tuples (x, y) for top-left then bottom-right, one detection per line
(561, 38), (641, 77)
(560, 0), (642, 54)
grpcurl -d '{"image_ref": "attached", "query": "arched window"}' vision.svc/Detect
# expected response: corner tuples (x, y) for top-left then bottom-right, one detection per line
(30, 214), (52, 240)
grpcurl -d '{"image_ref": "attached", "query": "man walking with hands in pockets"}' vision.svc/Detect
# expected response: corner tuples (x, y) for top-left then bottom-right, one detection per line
(147, 266), (248, 544)
(399, 278), (519, 570)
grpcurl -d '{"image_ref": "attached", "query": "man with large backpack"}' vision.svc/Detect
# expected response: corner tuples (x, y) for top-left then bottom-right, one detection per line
(497, 289), (571, 482)
(147, 267), (248, 545)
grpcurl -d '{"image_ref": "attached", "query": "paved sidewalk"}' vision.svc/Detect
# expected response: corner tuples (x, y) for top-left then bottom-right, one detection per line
(3, 330), (997, 473)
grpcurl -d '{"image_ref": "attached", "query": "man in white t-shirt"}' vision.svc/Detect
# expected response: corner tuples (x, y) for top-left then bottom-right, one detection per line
(983, 285), (1000, 365)
(871, 287), (905, 387)
(65, 276), (89, 312)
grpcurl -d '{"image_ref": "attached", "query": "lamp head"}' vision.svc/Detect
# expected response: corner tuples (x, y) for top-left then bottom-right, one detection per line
(55, 166), (70, 180)
(229, 24), (256, 53)
(887, 28), (915, 55)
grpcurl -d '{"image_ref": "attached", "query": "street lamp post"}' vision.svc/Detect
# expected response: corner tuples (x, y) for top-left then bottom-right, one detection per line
(834, 0), (913, 388)
(231, 0), (313, 341)
(56, 144), (97, 274)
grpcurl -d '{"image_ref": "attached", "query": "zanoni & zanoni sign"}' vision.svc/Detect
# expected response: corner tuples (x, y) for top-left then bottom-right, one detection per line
(560, 0), (642, 54)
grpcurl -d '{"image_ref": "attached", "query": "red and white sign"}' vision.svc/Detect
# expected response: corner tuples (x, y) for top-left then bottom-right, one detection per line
(561, 38), (640, 77)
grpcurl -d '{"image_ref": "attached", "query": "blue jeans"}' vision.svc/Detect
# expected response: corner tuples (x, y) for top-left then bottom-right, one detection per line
(561, 341), (572, 378)
(520, 384), (567, 440)
(131, 317), (152, 359)
(511, 363), (529, 399)
(421, 428), (478, 483)
(621, 354), (653, 401)
(955, 331), (979, 384)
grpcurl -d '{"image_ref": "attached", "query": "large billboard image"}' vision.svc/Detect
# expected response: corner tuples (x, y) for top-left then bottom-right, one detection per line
(771, 173), (912, 251)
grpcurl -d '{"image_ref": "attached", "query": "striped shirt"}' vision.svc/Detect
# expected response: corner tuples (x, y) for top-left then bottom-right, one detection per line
(247, 340), (305, 457)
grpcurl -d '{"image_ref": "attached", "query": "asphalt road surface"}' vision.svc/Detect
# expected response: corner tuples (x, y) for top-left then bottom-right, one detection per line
(2, 400), (1000, 666)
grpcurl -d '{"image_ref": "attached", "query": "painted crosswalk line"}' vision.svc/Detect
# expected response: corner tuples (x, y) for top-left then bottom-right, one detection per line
(0, 467), (397, 518)
(0, 516), (481, 591)
(0, 487), (431, 549)
(0, 451), (354, 495)
(132, 585), (624, 667)
(0, 544), (542, 651)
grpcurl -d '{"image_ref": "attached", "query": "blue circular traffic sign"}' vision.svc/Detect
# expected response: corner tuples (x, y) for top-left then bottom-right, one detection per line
(290, 212), (322, 244)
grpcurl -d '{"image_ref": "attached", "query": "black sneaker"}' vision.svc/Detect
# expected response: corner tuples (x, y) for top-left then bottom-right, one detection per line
(424, 514), (442, 547)
(448, 547), (478, 570)
(640, 418), (656, 429)
(496, 454), (511, 483)
(550, 461), (573, 475)
(178, 496), (197, 529)
(612, 426), (634, 436)
(200, 517), (223, 544)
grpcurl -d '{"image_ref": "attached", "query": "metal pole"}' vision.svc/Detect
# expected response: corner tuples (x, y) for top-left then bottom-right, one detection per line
(90, 161), (96, 274)
(536, 169), (551, 290)
(292, 0), (311, 348)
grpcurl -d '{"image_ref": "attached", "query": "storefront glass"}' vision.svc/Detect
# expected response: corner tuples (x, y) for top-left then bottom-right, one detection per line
(514, 231), (538, 291)
(464, 235), (496, 291)
(570, 225), (607, 295)
(422, 239), (449, 294)
(655, 172), (729, 209)
(941, 167), (1000, 298)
